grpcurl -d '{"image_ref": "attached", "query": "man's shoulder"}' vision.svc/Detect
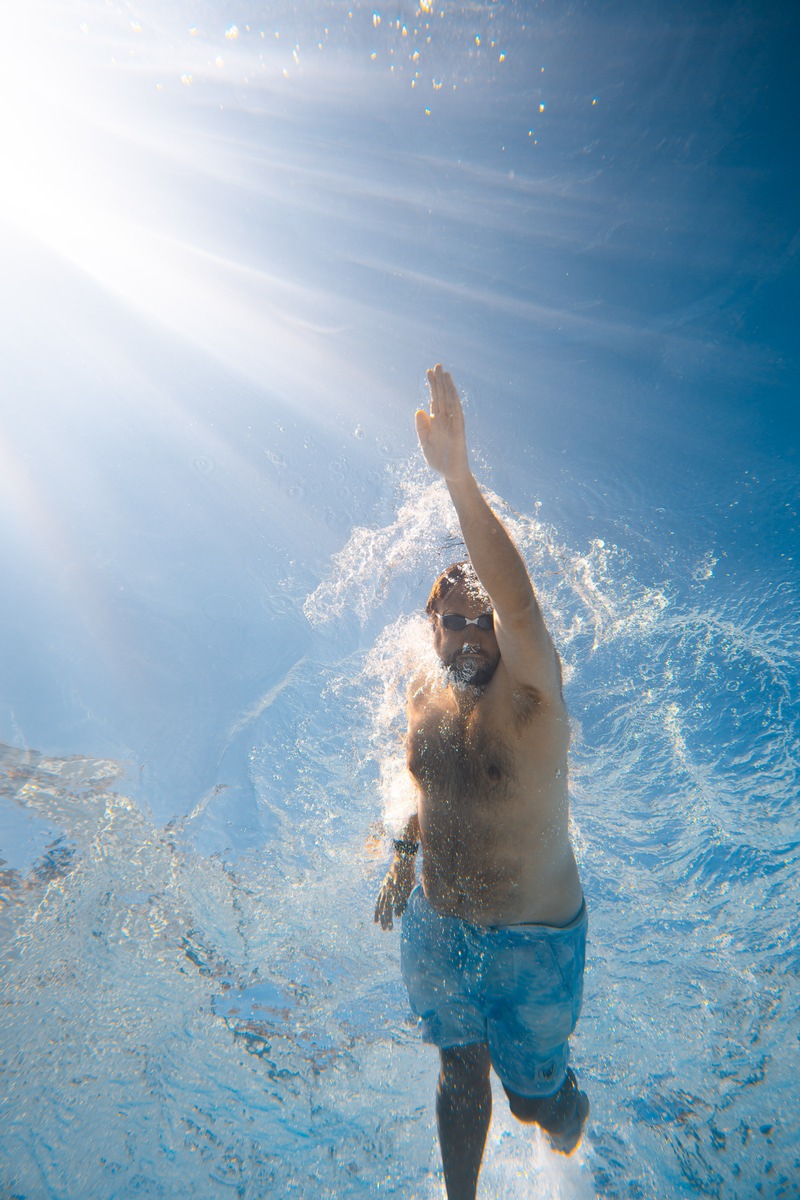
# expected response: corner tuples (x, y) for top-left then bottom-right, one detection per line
(406, 668), (437, 711)
(494, 609), (565, 701)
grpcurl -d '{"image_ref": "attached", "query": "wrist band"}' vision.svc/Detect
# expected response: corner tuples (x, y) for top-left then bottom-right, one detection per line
(392, 838), (420, 858)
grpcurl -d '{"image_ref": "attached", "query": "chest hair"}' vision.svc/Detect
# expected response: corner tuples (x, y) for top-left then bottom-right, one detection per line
(408, 711), (514, 805)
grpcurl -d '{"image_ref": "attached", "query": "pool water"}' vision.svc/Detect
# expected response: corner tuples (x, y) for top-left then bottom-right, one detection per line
(1, 1), (798, 1196)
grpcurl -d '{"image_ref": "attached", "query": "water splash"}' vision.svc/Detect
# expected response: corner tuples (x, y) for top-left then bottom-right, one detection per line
(3, 463), (798, 1197)
(305, 462), (800, 1197)
(0, 739), (436, 1197)
(306, 460), (673, 832)
(304, 468), (457, 628)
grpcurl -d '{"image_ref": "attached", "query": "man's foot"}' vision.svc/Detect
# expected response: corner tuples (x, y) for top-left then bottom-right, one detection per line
(546, 1081), (590, 1155)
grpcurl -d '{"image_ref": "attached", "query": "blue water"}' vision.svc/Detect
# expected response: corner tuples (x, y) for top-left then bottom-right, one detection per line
(1, 1), (798, 1196)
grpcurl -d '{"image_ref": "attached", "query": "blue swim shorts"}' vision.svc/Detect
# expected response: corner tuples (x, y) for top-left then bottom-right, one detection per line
(401, 886), (587, 1098)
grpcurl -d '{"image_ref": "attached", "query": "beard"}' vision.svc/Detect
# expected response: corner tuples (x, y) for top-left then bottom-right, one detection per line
(446, 647), (500, 689)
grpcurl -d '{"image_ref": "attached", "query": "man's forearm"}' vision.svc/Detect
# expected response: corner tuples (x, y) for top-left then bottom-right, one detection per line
(446, 471), (536, 620)
(392, 813), (420, 862)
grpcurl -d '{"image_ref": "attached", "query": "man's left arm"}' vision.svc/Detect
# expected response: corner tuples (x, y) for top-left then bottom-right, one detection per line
(418, 365), (561, 697)
(374, 812), (420, 931)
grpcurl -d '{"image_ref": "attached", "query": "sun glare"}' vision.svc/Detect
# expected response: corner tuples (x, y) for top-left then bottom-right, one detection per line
(0, 6), (108, 255)
(1, 4), (376, 418)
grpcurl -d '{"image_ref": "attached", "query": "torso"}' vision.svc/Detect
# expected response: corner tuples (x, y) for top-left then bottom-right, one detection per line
(407, 666), (582, 927)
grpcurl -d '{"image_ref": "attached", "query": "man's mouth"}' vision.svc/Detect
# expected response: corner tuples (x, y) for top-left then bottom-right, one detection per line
(449, 649), (484, 670)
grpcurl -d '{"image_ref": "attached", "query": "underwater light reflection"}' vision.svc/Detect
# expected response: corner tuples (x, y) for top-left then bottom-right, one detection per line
(1, 2), (799, 1194)
(0, 3), (386, 431)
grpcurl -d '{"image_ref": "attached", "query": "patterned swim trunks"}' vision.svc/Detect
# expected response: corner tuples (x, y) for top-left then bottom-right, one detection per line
(401, 885), (587, 1098)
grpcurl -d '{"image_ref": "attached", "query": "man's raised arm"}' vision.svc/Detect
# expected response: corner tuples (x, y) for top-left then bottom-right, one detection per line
(417, 364), (561, 695)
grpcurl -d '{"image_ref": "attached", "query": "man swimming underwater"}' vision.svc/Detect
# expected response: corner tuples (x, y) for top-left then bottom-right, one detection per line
(375, 365), (589, 1200)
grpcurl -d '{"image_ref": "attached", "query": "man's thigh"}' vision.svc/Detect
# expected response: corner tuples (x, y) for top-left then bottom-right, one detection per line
(484, 917), (587, 1098)
(401, 887), (487, 1047)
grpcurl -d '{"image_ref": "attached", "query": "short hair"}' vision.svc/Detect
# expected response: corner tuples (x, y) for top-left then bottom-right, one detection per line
(425, 561), (490, 617)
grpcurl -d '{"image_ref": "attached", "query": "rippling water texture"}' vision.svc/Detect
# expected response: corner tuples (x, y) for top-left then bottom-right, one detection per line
(1, 0), (798, 1196)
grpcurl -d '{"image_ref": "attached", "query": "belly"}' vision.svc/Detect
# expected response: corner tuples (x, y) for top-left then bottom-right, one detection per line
(418, 792), (582, 926)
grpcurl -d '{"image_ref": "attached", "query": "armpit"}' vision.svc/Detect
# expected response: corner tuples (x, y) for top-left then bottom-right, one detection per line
(511, 684), (542, 727)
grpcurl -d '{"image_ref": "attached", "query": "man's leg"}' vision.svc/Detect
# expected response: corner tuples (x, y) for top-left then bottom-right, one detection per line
(504, 1068), (589, 1155)
(436, 1043), (492, 1200)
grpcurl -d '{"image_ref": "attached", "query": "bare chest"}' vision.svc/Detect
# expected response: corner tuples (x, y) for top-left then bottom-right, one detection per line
(407, 683), (569, 816)
(408, 705), (514, 805)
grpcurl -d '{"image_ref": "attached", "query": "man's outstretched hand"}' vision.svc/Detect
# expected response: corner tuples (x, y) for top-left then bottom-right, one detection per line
(415, 364), (471, 483)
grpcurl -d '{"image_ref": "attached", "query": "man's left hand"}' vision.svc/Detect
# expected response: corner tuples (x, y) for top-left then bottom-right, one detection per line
(374, 858), (416, 930)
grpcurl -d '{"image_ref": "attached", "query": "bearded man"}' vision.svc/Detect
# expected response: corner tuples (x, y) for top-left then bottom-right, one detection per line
(375, 365), (589, 1200)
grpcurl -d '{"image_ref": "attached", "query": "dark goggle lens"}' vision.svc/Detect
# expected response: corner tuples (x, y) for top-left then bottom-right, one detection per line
(440, 613), (494, 632)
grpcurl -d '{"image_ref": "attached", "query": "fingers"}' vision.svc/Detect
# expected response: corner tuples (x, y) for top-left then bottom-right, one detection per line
(374, 880), (409, 928)
(426, 366), (439, 413)
(374, 884), (395, 930)
(441, 371), (460, 419)
(427, 363), (446, 416)
(426, 364), (461, 421)
(415, 409), (431, 444)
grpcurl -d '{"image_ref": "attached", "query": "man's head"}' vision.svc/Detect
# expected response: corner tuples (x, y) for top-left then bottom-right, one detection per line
(426, 562), (500, 688)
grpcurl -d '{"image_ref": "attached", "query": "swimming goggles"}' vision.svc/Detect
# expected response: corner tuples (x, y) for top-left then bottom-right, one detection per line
(437, 612), (494, 632)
